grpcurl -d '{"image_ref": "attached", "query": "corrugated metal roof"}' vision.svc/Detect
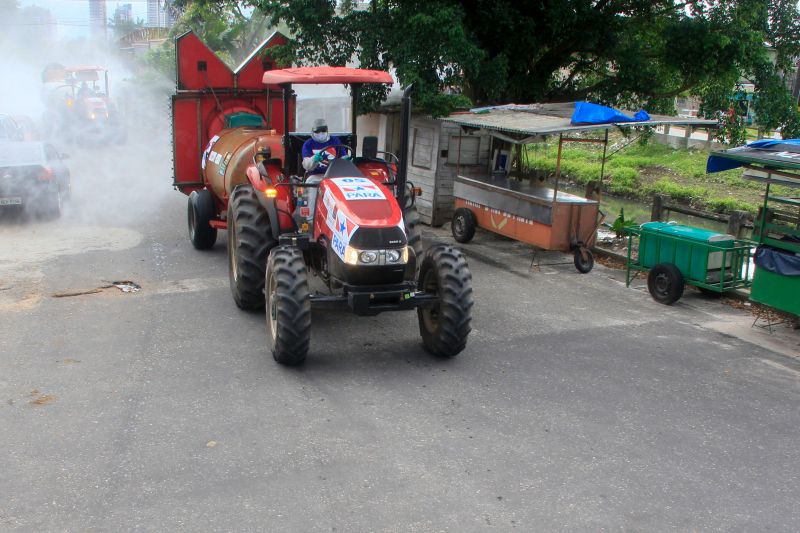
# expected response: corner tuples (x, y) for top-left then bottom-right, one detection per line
(441, 102), (717, 138)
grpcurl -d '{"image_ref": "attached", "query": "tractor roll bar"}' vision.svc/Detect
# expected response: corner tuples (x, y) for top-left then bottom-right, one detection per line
(396, 85), (413, 207)
(282, 83), (292, 176)
(350, 83), (361, 157)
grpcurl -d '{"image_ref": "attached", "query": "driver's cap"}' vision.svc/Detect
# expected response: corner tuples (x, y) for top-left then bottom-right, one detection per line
(312, 118), (328, 132)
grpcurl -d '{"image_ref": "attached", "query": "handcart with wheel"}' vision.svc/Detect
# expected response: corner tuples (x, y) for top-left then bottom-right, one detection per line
(443, 103), (716, 273)
(624, 222), (754, 304)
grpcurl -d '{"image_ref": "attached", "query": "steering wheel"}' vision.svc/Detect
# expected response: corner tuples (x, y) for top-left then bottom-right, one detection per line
(316, 143), (354, 162)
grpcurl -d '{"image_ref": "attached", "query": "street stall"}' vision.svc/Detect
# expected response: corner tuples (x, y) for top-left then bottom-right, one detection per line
(707, 140), (800, 319)
(442, 102), (716, 272)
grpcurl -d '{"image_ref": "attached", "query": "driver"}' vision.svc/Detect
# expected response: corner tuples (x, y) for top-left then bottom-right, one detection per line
(301, 118), (345, 175)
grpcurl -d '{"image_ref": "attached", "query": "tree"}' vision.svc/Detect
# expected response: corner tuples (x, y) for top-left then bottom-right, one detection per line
(170, 0), (273, 67)
(109, 16), (146, 41)
(188, 0), (800, 123)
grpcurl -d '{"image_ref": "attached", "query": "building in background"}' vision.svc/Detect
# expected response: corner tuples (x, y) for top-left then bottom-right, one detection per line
(89, 0), (107, 38)
(114, 3), (133, 24)
(147, 0), (179, 28)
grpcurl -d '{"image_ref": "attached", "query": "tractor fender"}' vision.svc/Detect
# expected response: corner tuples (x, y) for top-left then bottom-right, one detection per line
(246, 164), (284, 241)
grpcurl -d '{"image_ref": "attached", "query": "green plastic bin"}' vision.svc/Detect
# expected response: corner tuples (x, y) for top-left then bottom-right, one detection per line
(638, 222), (736, 283)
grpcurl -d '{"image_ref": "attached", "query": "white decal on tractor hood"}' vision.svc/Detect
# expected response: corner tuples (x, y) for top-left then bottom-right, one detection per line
(330, 177), (386, 201)
(330, 209), (359, 261)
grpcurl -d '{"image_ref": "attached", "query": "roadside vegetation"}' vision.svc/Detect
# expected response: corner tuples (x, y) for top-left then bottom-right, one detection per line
(522, 136), (792, 214)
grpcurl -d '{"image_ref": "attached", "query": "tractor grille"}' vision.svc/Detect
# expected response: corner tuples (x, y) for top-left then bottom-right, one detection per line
(349, 226), (406, 249)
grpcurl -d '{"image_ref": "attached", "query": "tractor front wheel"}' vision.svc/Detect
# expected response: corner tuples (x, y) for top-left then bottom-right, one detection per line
(648, 263), (684, 305)
(188, 189), (217, 250)
(266, 246), (311, 366)
(417, 244), (473, 357)
(451, 208), (477, 243)
(228, 185), (276, 310)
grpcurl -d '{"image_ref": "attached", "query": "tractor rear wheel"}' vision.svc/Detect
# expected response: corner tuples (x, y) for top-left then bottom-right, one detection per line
(451, 208), (476, 243)
(403, 204), (424, 277)
(266, 246), (311, 366)
(647, 263), (684, 305)
(228, 185), (275, 310)
(417, 244), (473, 357)
(188, 189), (217, 250)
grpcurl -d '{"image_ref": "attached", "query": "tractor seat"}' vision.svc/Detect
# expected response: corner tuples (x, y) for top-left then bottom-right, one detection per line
(323, 158), (365, 179)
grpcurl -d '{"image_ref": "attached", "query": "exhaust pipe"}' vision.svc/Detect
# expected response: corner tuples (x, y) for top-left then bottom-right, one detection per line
(396, 85), (412, 208)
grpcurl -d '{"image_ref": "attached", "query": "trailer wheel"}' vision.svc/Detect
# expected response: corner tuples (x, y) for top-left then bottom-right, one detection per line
(188, 189), (217, 250)
(228, 185), (275, 310)
(573, 247), (594, 273)
(451, 208), (476, 244)
(403, 204), (424, 277)
(266, 246), (311, 366)
(648, 263), (684, 305)
(417, 244), (473, 358)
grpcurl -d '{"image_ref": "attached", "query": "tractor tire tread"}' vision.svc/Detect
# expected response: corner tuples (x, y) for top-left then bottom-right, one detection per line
(417, 244), (473, 357)
(228, 185), (275, 310)
(268, 246), (311, 366)
(188, 189), (217, 250)
(403, 205), (424, 277)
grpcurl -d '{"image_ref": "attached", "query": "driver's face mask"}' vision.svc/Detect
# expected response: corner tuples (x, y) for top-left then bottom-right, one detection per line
(311, 126), (329, 144)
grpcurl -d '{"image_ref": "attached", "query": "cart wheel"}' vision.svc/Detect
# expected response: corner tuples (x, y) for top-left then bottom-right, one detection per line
(648, 263), (684, 305)
(452, 208), (476, 243)
(573, 247), (594, 273)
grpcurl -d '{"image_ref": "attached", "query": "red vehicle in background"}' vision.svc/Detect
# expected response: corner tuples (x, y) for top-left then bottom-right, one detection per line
(41, 64), (125, 144)
(172, 32), (473, 365)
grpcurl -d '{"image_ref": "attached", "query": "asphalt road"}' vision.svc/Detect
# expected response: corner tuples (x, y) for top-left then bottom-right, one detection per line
(1, 135), (800, 532)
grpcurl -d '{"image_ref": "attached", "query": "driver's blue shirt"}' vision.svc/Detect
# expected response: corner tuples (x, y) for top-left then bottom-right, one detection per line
(302, 136), (344, 174)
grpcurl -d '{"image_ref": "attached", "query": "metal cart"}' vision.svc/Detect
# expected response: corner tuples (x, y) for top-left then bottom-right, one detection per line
(443, 103), (716, 273)
(625, 222), (754, 305)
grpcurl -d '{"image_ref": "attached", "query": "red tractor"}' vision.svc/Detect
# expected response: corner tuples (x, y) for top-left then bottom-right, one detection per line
(172, 32), (473, 365)
(41, 64), (124, 144)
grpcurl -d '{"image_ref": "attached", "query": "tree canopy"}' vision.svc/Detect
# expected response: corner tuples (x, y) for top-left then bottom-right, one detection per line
(176, 0), (800, 133)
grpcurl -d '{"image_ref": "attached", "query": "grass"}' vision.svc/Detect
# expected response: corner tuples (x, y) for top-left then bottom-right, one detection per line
(522, 137), (790, 214)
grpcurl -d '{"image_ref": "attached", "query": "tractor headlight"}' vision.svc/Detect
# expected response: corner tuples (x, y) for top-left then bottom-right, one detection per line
(343, 246), (408, 266)
(386, 249), (402, 263)
(344, 246), (360, 265)
(359, 251), (378, 264)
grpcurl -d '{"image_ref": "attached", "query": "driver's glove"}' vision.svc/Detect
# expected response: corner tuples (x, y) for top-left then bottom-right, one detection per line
(313, 151), (325, 163)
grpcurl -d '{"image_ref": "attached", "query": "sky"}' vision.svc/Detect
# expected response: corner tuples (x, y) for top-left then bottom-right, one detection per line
(20, 0), (149, 39)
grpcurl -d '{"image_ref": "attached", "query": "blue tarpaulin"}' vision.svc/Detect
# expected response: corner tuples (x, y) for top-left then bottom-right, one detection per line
(706, 139), (800, 173)
(754, 245), (800, 277)
(570, 102), (650, 125)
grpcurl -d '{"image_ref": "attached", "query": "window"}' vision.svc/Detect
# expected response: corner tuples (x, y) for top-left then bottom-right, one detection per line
(412, 127), (434, 169)
(447, 136), (480, 165)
